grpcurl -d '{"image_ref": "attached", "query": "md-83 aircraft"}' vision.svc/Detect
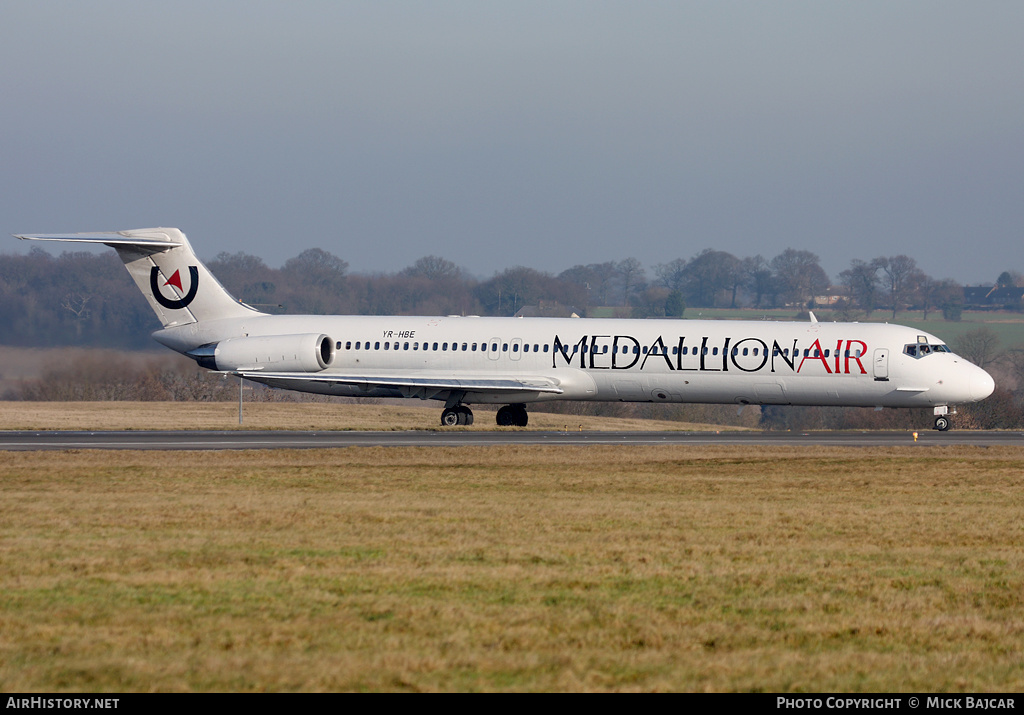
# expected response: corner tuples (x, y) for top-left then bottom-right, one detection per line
(15, 227), (995, 430)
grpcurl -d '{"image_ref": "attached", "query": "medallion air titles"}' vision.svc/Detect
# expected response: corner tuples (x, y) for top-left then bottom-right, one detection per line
(552, 334), (869, 375)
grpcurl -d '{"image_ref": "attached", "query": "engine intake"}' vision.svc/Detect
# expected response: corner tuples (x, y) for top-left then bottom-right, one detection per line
(190, 333), (335, 372)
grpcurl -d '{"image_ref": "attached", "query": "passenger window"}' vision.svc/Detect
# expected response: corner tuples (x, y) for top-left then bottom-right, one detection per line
(442, 343), (448, 351)
(492, 343), (498, 352)
(472, 343), (477, 351)
(345, 341), (352, 350)
(503, 344), (509, 352)
(513, 344), (520, 352)
(462, 343), (467, 351)
(384, 342), (390, 350)
(543, 345), (549, 353)
(432, 342), (438, 350)
(403, 342), (409, 350)
(413, 342), (418, 350)
(336, 341), (342, 350)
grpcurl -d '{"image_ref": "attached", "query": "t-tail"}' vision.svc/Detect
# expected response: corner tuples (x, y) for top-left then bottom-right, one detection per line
(14, 227), (261, 327)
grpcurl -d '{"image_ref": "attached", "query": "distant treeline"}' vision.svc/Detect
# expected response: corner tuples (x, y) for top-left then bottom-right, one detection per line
(2, 244), (1014, 349)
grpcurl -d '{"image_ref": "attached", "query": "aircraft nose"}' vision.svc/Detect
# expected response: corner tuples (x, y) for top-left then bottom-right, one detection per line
(970, 368), (995, 401)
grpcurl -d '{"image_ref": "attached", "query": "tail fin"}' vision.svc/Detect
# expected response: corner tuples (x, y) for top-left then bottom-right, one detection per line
(14, 227), (262, 327)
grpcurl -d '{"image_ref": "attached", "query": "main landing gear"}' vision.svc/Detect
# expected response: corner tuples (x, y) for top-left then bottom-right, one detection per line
(496, 404), (529, 427)
(440, 405), (474, 426)
(439, 403), (529, 427)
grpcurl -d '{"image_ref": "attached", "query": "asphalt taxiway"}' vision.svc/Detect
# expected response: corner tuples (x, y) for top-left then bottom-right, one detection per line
(1, 429), (1022, 450)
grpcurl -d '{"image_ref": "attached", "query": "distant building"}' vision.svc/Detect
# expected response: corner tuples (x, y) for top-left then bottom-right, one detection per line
(812, 287), (850, 306)
(515, 301), (579, 318)
(963, 285), (1024, 308)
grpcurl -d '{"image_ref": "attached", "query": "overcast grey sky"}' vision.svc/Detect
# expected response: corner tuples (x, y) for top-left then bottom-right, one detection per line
(3, 1), (1021, 284)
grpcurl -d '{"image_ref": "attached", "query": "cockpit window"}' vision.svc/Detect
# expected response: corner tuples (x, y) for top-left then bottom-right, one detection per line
(904, 343), (950, 358)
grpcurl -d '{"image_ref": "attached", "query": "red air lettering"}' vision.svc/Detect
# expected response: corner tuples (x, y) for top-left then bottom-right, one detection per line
(845, 340), (867, 374)
(797, 339), (832, 374)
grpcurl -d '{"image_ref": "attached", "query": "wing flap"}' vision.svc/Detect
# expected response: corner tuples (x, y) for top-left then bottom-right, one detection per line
(234, 371), (564, 396)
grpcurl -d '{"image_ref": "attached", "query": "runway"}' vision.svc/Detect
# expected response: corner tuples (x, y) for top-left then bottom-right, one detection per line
(1, 429), (1023, 450)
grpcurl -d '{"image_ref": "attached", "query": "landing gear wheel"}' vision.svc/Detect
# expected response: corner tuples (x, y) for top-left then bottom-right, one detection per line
(441, 408), (461, 427)
(441, 406), (474, 426)
(934, 416), (951, 431)
(496, 404), (528, 427)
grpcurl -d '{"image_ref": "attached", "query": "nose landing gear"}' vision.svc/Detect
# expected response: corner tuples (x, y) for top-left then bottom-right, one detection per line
(934, 415), (951, 431)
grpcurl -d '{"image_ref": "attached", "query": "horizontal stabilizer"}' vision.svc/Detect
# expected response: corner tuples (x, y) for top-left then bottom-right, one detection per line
(14, 230), (182, 251)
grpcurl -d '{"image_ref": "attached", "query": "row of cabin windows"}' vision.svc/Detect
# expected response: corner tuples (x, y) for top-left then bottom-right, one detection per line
(337, 340), (552, 353)
(335, 341), (864, 359)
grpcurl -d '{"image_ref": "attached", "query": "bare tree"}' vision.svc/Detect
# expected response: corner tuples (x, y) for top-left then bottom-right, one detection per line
(60, 292), (93, 341)
(918, 277), (962, 321)
(741, 255), (774, 309)
(770, 249), (829, 309)
(401, 256), (462, 281)
(654, 258), (687, 294)
(558, 262), (618, 306)
(838, 258), (885, 315)
(683, 249), (739, 307)
(952, 327), (1000, 368)
(616, 258), (647, 308)
(879, 255), (925, 320)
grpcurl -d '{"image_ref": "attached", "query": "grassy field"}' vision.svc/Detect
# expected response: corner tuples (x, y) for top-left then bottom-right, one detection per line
(0, 401), (747, 432)
(2, 445), (1023, 692)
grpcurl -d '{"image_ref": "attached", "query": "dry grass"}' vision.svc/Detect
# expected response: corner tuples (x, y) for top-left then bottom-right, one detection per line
(1, 445), (1023, 692)
(0, 401), (746, 432)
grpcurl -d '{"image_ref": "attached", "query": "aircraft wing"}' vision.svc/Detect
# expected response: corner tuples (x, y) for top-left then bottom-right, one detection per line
(233, 371), (564, 400)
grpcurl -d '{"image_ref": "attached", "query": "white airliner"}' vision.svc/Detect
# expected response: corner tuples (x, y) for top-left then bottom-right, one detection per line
(15, 227), (995, 430)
